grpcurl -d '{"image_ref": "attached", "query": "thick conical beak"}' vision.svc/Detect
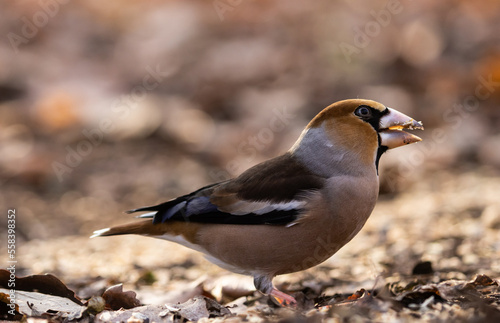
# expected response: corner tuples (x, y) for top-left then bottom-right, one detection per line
(379, 108), (424, 149)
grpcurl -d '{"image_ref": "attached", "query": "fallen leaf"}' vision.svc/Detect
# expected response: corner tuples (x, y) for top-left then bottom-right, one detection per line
(467, 274), (498, 288)
(0, 288), (84, 318)
(166, 296), (231, 321)
(96, 305), (169, 323)
(96, 297), (231, 323)
(102, 283), (141, 310)
(412, 261), (434, 275)
(0, 269), (82, 305)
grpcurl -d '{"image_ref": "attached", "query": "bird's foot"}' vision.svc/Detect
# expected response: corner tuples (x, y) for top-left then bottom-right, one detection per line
(270, 288), (297, 306)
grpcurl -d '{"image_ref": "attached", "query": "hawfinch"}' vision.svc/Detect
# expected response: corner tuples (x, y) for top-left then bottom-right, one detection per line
(92, 99), (423, 305)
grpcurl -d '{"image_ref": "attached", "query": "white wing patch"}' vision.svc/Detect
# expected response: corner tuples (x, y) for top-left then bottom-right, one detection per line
(222, 200), (307, 216)
(135, 211), (157, 219)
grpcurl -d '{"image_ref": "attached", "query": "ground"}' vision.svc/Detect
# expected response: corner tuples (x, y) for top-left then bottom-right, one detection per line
(2, 168), (500, 322)
(1, 1), (500, 322)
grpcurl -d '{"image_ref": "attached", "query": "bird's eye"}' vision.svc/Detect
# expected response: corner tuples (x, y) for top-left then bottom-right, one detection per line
(355, 106), (372, 118)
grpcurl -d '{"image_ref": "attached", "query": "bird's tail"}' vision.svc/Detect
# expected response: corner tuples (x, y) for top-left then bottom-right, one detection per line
(90, 220), (156, 238)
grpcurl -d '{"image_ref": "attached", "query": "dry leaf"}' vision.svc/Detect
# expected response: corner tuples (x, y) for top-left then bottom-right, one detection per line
(0, 269), (82, 305)
(96, 305), (169, 323)
(96, 297), (231, 322)
(102, 283), (141, 310)
(165, 296), (231, 321)
(0, 288), (84, 318)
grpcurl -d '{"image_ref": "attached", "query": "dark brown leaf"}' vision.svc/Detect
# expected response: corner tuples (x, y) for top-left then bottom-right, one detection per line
(102, 284), (141, 310)
(468, 274), (498, 287)
(412, 261), (434, 275)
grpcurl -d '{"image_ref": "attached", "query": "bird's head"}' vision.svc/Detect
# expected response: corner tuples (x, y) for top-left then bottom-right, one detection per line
(290, 99), (424, 176)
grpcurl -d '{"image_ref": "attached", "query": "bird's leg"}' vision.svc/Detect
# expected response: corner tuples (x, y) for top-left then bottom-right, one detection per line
(254, 275), (297, 306)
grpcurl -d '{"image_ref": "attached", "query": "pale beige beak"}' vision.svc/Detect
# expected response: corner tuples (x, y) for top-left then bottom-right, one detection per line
(379, 108), (424, 149)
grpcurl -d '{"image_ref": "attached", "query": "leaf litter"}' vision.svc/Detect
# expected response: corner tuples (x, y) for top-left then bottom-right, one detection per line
(1, 170), (500, 322)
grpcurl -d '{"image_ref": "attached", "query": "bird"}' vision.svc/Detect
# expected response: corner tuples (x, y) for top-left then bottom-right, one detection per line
(92, 99), (423, 305)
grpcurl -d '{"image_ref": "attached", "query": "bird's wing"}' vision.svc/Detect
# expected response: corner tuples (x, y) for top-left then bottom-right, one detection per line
(127, 153), (325, 226)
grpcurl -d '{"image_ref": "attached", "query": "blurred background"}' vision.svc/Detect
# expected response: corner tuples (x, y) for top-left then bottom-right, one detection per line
(1, 0), (499, 283)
